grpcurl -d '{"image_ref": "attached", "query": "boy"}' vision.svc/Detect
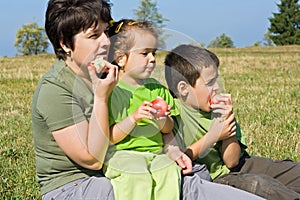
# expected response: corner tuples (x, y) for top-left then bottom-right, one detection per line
(164, 44), (300, 200)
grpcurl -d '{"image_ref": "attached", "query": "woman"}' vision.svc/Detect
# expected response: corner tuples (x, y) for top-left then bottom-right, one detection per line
(31, 0), (118, 199)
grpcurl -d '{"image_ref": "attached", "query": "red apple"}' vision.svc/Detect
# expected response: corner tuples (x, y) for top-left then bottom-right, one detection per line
(151, 98), (168, 118)
(209, 99), (218, 105)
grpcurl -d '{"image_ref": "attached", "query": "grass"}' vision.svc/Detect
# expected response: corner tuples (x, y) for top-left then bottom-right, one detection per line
(1, 46), (299, 199)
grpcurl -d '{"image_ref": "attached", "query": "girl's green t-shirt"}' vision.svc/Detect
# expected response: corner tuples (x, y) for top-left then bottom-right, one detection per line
(108, 78), (179, 154)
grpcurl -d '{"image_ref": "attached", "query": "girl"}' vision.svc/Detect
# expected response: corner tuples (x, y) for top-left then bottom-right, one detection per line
(104, 19), (191, 200)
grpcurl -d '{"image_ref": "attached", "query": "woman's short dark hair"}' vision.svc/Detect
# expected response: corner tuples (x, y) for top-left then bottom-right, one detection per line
(45, 0), (112, 60)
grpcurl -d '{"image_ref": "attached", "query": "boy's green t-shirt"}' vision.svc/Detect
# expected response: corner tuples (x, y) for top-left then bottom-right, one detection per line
(173, 99), (247, 180)
(108, 78), (179, 154)
(31, 60), (100, 195)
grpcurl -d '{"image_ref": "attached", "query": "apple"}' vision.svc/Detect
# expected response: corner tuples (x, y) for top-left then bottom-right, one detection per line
(151, 98), (168, 118)
(209, 99), (218, 105)
(88, 58), (107, 78)
(90, 57), (105, 73)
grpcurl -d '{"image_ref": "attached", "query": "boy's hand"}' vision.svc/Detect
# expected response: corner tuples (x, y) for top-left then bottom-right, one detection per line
(210, 93), (236, 141)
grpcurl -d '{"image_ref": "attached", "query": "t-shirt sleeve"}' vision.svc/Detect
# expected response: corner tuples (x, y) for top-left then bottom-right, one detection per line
(157, 85), (180, 117)
(235, 121), (247, 150)
(36, 81), (86, 131)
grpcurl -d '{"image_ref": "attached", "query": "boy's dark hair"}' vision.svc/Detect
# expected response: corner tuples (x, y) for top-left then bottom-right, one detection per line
(45, 0), (112, 60)
(107, 19), (158, 65)
(164, 44), (219, 98)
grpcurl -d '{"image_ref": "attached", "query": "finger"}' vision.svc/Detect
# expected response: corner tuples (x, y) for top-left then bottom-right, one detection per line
(142, 100), (152, 107)
(176, 158), (186, 169)
(105, 64), (118, 80)
(230, 124), (237, 133)
(88, 65), (99, 83)
(229, 131), (236, 137)
(165, 111), (170, 115)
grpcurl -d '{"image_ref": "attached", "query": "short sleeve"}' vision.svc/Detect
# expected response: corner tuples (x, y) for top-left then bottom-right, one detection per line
(36, 81), (86, 131)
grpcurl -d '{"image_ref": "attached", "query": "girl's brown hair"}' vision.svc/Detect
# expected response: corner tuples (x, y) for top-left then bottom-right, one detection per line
(108, 19), (158, 65)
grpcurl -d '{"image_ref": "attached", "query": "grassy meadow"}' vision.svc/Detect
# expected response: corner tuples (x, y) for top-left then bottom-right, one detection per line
(1, 46), (299, 199)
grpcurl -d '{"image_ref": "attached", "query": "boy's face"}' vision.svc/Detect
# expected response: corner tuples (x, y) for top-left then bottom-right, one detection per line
(183, 64), (219, 112)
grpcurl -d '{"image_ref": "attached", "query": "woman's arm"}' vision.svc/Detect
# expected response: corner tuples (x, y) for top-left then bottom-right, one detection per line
(52, 63), (118, 170)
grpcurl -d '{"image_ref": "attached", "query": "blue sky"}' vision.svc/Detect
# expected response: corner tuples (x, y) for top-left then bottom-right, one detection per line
(0, 0), (280, 57)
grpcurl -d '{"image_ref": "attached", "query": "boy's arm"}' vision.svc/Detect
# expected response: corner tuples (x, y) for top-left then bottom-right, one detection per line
(186, 111), (237, 161)
(221, 135), (241, 169)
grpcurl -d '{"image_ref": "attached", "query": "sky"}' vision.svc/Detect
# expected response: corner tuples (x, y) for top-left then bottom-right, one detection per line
(0, 0), (280, 57)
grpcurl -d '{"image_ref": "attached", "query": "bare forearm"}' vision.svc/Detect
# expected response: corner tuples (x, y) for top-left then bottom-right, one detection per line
(110, 115), (136, 144)
(157, 116), (174, 134)
(88, 99), (110, 165)
(186, 133), (218, 160)
(221, 137), (241, 169)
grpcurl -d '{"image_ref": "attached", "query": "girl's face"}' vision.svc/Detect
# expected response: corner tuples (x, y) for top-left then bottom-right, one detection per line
(120, 30), (157, 85)
(70, 21), (110, 70)
(185, 65), (219, 112)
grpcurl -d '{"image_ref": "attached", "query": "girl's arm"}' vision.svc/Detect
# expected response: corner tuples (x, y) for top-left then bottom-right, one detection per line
(156, 115), (174, 134)
(109, 100), (156, 144)
(163, 131), (192, 175)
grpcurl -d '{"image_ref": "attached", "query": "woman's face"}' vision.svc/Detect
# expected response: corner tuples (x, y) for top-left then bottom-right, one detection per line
(71, 21), (110, 69)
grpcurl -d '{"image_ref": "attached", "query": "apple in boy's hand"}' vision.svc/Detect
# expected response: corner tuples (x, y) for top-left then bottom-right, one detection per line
(210, 95), (226, 106)
(151, 97), (168, 118)
(209, 98), (218, 105)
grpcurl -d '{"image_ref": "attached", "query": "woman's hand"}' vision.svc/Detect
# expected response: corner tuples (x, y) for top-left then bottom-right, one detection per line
(88, 60), (118, 100)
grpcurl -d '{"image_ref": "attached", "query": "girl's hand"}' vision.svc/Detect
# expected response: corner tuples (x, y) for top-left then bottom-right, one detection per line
(88, 61), (118, 100)
(150, 96), (170, 120)
(154, 104), (171, 120)
(131, 101), (156, 123)
(165, 145), (193, 175)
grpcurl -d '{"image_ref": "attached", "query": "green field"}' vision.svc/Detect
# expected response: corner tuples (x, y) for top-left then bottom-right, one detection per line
(1, 46), (299, 199)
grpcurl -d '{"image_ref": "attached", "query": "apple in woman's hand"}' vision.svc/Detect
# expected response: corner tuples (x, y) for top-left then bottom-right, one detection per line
(151, 97), (168, 118)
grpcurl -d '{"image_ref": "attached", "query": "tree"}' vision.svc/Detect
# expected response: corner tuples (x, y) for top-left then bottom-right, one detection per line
(207, 33), (235, 48)
(262, 31), (275, 46)
(14, 22), (49, 55)
(268, 0), (300, 45)
(134, 0), (169, 48)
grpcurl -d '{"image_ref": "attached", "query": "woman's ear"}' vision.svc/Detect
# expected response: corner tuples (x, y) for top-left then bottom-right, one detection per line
(59, 41), (71, 54)
(177, 81), (189, 97)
